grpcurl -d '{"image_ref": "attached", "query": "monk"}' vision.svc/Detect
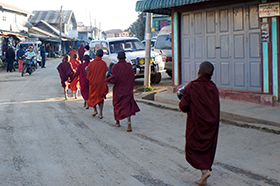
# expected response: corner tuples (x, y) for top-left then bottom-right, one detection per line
(179, 61), (220, 186)
(86, 49), (109, 119)
(78, 44), (85, 61)
(106, 52), (140, 132)
(72, 54), (90, 108)
(69, 53), (81, 99)
(57, 54), (75, 100)
(69, 47), (78, 60)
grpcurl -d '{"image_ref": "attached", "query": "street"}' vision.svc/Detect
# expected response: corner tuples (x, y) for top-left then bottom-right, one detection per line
(0, 58), (279, 186)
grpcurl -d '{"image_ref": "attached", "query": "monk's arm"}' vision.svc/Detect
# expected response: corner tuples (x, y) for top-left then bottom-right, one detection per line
(179, 85), (191, 113)
(106, 66), (116, 84)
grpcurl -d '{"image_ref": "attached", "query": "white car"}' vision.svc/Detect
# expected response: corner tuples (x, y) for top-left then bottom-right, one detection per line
(89, 37), (165, 83)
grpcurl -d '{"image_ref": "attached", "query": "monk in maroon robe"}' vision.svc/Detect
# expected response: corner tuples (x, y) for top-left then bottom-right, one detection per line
(72, 55), (90, 108)
(86, 49), (109, 119)
(179, 61), (220, 186)
(78, 44), (85, 62)
(106, 52), (140, 132)
(57, 54), (75, 100)
(69, 47), (78, 60)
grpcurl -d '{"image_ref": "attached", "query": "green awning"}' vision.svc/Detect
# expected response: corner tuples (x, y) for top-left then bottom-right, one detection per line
(135, 0), (208, 15)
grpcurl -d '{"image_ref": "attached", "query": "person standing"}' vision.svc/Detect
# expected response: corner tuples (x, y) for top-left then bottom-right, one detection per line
(5, 46), (15, 72)
(179, 61), (220, 186)
(78, 43), (85, 62)
(106, 52), (140, 132)
(40, 44), (46, 68)
(69, 53), (81, 99)
(17, 45), (26, 73)
(86, 49), (108, 119)
(72, 54), (90, 108)
(57, 54), (75, 100)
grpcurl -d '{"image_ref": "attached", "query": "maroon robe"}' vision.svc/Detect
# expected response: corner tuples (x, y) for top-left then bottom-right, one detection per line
(78, 45), (85, 61)
(57, 59), (75, 89)
(106, 59), (140, 120)
(179, 76), (220, 171)
(73, 60), (90, 100)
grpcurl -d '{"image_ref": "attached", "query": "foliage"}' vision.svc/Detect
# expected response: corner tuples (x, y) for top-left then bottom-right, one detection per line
(138, 86), (153, 92)
(126, 13), (145, 41)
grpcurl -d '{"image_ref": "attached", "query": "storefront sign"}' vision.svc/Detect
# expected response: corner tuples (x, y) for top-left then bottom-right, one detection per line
(261, 22), (270, 42)
(259, 2), (280, 18)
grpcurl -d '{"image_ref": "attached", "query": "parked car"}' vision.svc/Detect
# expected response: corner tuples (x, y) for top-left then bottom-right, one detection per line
(141, 38), (156, 50)
(89, 37), (165, 83)
(154, 25), (172, 77)
(16, 40), (42, 66)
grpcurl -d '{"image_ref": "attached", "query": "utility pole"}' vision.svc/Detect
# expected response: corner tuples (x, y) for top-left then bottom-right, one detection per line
(144, 13), (152, 87)
(59, 5), (63, 56)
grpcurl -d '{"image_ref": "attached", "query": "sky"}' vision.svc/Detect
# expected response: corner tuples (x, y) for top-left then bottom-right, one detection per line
(6, 0), (140, 31)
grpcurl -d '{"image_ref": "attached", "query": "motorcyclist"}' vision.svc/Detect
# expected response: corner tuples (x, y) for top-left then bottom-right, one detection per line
(24, 46), (37, 70)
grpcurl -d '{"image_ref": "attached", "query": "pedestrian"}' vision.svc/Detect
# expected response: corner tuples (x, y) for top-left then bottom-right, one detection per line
(72, 54), (90, 108)
(106, 52), (140, 132)
(69, 47), (78, 60)
(179, 61), (220, 186)
(17, 45), (26, 73)
(69, 53), (81, 99)
(57, 54), (75, 100)
(5, 45), (15, 72)
(40, 44), (46, 68)
(78, 43), (85, 62)
(47, 43), (51, 58)
(84, 45), (91, 58)
(86, 49), (109, 119)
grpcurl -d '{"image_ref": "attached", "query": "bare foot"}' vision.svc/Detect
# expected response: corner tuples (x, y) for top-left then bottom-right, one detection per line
(113, 121), (120, 127)
(98, 115), (103, 119)
(195, 171), (210, 186)
(126, 122), (132, 132)
(92, 112), (98, 116)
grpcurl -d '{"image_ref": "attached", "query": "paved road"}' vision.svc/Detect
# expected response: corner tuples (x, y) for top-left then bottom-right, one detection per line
(0, 58), (279, 186)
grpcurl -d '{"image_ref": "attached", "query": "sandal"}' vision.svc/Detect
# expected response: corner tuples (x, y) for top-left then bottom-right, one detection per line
(92, 112), (98, 116)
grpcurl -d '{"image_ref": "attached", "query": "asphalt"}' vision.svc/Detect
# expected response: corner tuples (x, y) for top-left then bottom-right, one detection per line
(135, 89), (280, 134)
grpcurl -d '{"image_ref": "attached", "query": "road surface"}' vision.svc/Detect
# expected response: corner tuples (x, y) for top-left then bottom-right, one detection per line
(0, 58), (279, 186)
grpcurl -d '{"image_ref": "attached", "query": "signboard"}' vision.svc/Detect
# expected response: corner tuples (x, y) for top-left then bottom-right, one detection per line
(259, 2), (280, 18)
(261, 22), (270, 42)
(68, 30), (78, 38)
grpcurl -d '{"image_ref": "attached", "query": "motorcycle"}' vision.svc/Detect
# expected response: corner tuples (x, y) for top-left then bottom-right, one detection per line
(21, 57), (36, 76)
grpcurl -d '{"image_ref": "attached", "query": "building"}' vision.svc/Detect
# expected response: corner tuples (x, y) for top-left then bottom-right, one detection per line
(28, 10), (79, 55)
(136, 0), (280, 106)
(77, 22), (102, 41)
(0, 2), (31, 56)
(105, 29), (129, 38)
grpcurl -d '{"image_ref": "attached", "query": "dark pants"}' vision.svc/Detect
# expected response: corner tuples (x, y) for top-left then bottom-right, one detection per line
(41, 56), (46, 68)
(6, 60), (14, 72)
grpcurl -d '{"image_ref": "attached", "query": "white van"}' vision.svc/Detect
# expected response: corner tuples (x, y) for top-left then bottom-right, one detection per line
(154, 25), (172, 77)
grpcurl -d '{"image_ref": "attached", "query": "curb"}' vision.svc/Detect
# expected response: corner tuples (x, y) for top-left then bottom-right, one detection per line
(135, 93), (280, 135)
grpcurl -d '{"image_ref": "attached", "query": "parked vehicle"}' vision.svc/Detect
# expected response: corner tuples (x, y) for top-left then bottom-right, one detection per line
(154, 25), (172, 77)
(141, 38), (157, 50)
(21, 57), (36, 76)
(89, 37), (165, 83)
(16, 40), (42, 66)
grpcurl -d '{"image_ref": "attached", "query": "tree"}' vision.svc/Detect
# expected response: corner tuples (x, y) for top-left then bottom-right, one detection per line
(126, 13), (145, 41)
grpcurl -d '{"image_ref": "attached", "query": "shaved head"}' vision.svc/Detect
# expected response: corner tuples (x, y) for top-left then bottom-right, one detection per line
(199, 61), (214, 77)
(117, 51), (126, 60)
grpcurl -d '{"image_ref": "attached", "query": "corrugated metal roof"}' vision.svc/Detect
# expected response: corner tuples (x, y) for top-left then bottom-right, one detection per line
(28, 10), (74, 25)
(135, 0), (209, 15)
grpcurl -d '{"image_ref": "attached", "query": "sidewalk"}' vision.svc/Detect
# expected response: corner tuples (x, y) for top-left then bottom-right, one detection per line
(135, 89), (280, 133)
